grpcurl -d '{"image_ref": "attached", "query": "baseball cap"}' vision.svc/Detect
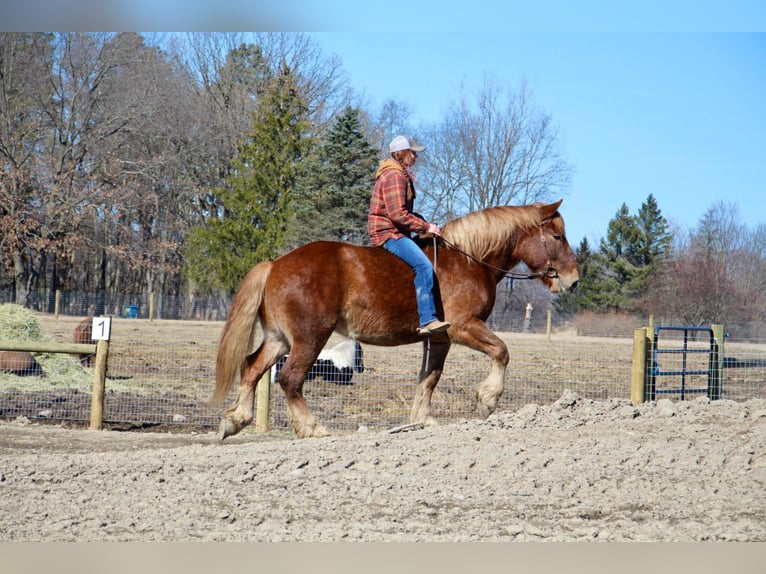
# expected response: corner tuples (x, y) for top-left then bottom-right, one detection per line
(389, 135), (425, 153)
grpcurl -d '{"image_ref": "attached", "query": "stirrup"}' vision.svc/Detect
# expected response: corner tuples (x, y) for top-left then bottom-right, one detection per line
(417, 320), (451, 335)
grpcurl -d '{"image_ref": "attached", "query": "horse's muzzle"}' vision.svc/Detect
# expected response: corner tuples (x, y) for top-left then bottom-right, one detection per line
(552, 276), (578, 294)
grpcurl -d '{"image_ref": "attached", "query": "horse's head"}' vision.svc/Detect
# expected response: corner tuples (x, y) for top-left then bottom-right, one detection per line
(518, 200), (579, 293)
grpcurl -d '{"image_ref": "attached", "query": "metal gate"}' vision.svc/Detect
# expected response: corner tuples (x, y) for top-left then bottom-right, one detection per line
(646, 325), (723, 401)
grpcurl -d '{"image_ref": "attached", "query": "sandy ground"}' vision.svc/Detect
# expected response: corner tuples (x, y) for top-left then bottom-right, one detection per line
(1, 390), (765, 542)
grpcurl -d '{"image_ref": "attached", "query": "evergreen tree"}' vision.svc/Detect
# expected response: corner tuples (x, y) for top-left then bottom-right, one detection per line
(289, 106), (377, 246)
(635, 193), (672, 268)
(566, 196), (672, 313)
(591, 203), (642, 309)
(555, 237), (601, 314)
(183, 62), (312, 293)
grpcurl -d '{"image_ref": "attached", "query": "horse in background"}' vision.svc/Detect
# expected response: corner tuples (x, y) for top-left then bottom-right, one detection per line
(0, 350), (43, 376)
(213, 200), (579, 439)
(73, 317), (95, 367)
(272, 339), (364, 385)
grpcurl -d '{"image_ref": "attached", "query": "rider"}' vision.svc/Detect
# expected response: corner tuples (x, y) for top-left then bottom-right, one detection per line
(367, 135), (451, 336)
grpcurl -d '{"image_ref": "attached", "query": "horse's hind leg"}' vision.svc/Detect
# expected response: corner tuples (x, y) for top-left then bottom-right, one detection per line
(277, 343), (330, 438)
(219, 339), (286, 440)
(410, 337), (451, 426)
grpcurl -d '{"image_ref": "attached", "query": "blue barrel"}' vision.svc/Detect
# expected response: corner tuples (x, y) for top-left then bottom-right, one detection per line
(124, 305), (139, 318)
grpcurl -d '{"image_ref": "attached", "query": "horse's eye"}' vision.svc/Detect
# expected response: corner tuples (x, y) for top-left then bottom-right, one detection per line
(552, 234), (562, 241)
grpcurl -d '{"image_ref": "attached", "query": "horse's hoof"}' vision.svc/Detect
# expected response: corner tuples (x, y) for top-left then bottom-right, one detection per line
(218, 418), (238, 442)
(295, 423), (330, 438)
(477, 404), (493, 419)
(423, 416), (439, 428)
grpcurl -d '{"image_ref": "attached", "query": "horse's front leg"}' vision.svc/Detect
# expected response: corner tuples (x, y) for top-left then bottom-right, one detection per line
(410, 336), (451, 426)
(450, 319), (509, 418)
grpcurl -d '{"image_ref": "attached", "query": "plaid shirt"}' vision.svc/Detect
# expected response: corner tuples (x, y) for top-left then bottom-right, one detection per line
(367, 160), (428, 246)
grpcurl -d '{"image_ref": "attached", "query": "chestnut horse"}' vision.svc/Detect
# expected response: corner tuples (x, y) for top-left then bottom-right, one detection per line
(0, 350), (43, 376)
(73, 317), (95, 367)
(213, 200), (579, 439)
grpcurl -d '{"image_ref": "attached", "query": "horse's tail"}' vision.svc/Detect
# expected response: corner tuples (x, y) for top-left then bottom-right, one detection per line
(212, 261), (273, 405)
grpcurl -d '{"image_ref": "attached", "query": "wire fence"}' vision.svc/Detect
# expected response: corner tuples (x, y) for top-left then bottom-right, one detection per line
(1, 311), (765, 434)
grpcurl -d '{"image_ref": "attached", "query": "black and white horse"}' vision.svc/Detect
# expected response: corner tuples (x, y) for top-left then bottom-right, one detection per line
(271, 339), (364, 385)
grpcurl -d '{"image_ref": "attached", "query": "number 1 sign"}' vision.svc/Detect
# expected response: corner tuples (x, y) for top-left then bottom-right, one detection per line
(91, 317), (112, 341)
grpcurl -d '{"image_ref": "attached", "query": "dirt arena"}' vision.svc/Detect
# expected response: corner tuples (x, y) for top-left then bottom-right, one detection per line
(2, 390), (765, 542)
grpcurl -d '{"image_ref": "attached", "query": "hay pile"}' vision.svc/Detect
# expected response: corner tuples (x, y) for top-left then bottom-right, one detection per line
(0, 304), (89, 387)
(0, 304), (47, 342)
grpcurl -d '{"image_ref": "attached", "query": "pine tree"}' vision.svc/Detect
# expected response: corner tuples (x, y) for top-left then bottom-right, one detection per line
(554, 237), (602, 314)
(289, 106), (377, 246)
(580, 196), (672, 312)
(635, 194), (672, 268)
(183, 62), (312, 293)
(588, 203), (641, 309)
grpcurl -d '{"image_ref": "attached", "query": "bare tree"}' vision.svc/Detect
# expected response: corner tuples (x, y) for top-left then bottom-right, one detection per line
(643, 202), (766, 331)
(1, 33), (138, 305)
(89, 33), (202, 312)
(416, 78), (572, 223)
(0, 33), (55, 302)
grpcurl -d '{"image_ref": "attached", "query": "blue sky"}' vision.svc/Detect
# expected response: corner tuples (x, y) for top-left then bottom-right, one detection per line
(308, 32), (766, 245)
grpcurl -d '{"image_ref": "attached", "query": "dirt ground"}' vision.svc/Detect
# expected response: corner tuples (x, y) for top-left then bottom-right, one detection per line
(2, 390), (765, 542)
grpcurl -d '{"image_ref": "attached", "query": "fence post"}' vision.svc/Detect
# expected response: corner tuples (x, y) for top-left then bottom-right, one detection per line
(149, 291), (155, 322)
(254, 370), (271, 431)
(709, 324), (724, 400)
(89, 339), (110, 430)
(631, 327), (652, 404)
(546, 309), (552, 342)
(54, 290), (61, 320)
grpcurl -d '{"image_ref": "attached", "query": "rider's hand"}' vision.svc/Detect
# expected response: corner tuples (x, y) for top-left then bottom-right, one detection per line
(426, 223), (442, 236)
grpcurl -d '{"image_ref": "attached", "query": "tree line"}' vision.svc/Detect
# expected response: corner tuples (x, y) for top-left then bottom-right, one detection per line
(554, 198), (766, 336)
(1, 32), (763, 333)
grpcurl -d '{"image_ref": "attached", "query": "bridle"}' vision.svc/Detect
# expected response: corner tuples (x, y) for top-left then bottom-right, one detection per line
(436, 221), (560, 283)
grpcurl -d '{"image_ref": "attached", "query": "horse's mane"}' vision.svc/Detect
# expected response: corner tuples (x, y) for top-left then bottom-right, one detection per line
(441, 205), (543, 261)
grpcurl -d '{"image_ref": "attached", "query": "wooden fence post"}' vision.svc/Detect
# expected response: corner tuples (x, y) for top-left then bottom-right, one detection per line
(254, 370), (271, 432)
(89, 339), (110, 430)
(546, 309), (552, 342)
(710, 324), (724, 400)
(631, 327), (651, 404)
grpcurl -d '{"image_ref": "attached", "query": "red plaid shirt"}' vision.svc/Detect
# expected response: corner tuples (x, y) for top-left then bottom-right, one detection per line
(367, 159), (428, 246)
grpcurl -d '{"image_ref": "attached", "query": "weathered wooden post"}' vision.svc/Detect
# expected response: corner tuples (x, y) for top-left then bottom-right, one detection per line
(709, 324), (724, 400)
(89, 317), (112, 431)
(631, 327), (651, 404)
(546, 309), (552, 342)
(254, 371), (271, 431)
(89, 340), (110, 430)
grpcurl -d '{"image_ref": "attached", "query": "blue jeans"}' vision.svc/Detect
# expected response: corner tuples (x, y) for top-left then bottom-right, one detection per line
(383, 236), (438, 327)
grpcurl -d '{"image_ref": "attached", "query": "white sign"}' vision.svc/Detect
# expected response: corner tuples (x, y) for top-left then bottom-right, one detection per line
(91, 317), (112, 341)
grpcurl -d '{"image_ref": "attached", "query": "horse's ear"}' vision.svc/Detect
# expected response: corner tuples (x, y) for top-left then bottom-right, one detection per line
(537, 199), (563, 222)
